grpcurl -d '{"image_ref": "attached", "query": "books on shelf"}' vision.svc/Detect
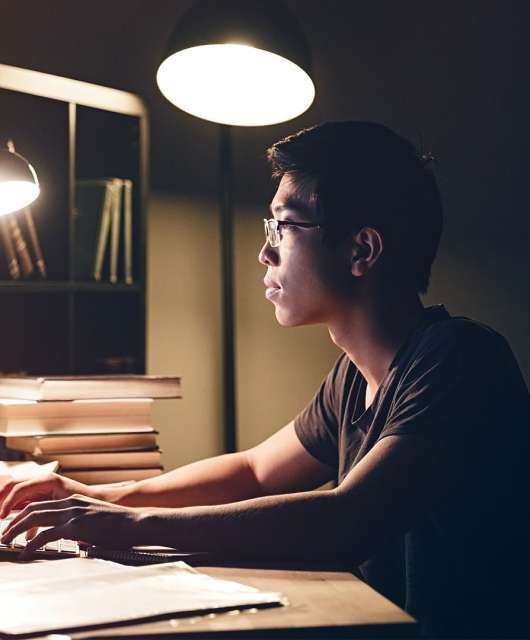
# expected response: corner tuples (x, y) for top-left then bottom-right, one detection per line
(123, 179), (133, 285)
(75, 177), (134, 284)
(0, 206), (47, 280)
(0, 216), (19, 279)
(0, 375), (181, 402)
(109, 178), (122, 284)
(22, 206), (47, 278)
(8, 214), (33, 277)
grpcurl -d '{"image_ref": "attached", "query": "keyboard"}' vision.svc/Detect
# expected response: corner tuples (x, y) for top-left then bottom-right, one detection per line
(0, 514), (79, 557)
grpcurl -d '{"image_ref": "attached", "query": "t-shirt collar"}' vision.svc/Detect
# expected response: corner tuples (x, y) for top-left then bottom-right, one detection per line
(388, 304), (450, 371)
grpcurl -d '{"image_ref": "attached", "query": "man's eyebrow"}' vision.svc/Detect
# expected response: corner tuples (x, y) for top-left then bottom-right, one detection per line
(270, 197), (313, 217)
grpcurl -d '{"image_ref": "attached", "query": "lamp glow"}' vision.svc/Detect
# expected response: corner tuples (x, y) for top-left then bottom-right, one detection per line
(157, 44), (315, 126)
(0, 181), (40, 216)
(0, 143), (40, 216)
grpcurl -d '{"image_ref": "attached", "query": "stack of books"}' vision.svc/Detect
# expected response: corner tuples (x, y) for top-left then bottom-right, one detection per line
(0, 375), (181, 484)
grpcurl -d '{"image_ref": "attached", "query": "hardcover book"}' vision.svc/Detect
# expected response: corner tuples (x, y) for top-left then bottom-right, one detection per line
(0, 416), (153, 437)
(63, 466), (163, 484)
(0, 398), (153, 418)
(35, 448), (161, 470)
(5, 431), (158, 455)
(74, 179), (114, 281)
(0, 375), (181, 401)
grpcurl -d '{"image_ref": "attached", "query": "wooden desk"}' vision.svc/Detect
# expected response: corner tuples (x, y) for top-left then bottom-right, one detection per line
(65, 564), (416, 639)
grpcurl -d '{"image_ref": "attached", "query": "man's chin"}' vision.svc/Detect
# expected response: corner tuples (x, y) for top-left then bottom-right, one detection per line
(274, 307), (313, 328)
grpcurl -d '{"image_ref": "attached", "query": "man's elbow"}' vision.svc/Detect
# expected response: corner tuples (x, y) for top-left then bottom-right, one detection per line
(325, 488), (386, 567)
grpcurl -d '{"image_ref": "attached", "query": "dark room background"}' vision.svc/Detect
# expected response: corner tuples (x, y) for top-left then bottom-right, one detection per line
(1, 1), (527, 466)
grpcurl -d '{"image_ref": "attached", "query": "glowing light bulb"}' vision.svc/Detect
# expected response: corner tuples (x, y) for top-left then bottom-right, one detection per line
(157, 44), (315, 126)
(0, 180), (40, 216)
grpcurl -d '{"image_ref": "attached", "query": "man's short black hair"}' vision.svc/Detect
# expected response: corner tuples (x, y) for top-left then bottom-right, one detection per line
(267, 121), (443, 295)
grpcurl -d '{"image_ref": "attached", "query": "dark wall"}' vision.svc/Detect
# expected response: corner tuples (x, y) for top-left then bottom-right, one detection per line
(1, 0), (528, 380)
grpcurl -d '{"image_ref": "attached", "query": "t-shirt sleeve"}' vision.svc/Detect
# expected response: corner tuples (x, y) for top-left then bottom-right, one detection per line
(294, 354), (349, 469)
(380, 322), (500, 445)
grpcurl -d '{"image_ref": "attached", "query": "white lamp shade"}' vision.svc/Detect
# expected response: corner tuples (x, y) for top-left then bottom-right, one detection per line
(157, 0), (315, 127)
(0, 148), (40, 216)
(157, 43), (315, 126)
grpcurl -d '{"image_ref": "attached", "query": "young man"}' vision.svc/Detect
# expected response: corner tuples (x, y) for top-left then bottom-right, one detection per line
(1, 122), (528, 638)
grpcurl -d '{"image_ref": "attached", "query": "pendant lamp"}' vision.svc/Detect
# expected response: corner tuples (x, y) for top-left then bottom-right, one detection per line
(157, 0), (315, 126)
(156, 0), (314, 452)
(0, 140), (40, 216)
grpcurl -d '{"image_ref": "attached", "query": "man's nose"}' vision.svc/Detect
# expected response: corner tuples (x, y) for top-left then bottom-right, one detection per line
(258, 240), (279, 266)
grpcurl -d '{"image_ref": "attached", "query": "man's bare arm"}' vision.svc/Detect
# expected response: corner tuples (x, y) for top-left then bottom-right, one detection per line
(135, 434), (443, 563)
(0, 422), (333, 515)
(100, 421), (334, 507)
(1, 432), (444, 563)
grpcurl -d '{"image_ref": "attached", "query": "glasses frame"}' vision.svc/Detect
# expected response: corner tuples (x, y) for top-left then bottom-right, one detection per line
(263, 218), (321, 247)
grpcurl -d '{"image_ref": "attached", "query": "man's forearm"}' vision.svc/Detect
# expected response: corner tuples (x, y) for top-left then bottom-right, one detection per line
(96, 451), (263, 508)
(139, 489), (359, 563)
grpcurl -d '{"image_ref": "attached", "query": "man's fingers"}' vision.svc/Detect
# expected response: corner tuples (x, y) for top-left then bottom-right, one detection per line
(25, 526), (39, 541)
(0, 480), (31, 517)
(1, 499), (48, 533)
(0, 479), (17, 506)
(1, 507), (83, 544)
(0, 479), (53, 518)
(18, 526), (67, 561)
(2, 495), (81, 532)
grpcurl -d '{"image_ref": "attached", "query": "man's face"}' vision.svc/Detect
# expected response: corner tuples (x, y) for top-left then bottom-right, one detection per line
(259, 173), (352, 327)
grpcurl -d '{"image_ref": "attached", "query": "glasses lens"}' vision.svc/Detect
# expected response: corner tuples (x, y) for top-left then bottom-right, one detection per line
(264, 219), (280, 247)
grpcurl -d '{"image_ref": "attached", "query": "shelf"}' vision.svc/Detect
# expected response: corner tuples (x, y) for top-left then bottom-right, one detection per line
(0, 281), (143, 294)
(0, 65), (147, 375)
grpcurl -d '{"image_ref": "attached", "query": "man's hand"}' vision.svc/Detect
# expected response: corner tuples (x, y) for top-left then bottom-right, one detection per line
(0, 473), (94, 519)
(0, 494), (147, 560)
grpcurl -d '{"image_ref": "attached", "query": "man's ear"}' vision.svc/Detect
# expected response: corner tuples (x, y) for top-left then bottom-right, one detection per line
(350, 227), (384, 277)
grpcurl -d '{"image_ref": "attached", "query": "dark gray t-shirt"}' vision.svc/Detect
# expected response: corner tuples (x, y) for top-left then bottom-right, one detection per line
(294, 305), (530, 638)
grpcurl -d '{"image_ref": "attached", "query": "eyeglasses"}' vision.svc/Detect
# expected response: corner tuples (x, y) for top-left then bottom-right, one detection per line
(263, 218), (321, 247)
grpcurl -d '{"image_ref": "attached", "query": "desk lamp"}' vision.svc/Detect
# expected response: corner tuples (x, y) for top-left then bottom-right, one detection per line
(0, 140), (40, 216)
(157, 0), (314, 452)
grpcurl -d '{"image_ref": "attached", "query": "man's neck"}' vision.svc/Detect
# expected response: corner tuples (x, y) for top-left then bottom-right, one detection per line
(328, 291), (424, 397)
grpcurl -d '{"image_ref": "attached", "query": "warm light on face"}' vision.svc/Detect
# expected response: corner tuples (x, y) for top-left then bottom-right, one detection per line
(157, 43), (315, 126)
(0, 181), (40, 216)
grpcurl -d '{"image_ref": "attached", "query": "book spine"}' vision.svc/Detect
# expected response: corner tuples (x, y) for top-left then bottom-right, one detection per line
(0, 217), (20, 279)
(23, 207), (47, 278)
(8, 214), (34, 277)
(93, 182), (114, 281)
(123, 179), (133, 285)
(110, 179), (123, 284)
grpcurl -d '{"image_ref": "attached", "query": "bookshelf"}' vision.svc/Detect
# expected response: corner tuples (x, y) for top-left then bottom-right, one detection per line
(0, 64), (148, 376)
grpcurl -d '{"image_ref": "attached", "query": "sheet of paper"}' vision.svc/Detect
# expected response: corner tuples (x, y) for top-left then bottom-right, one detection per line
(0, 558), (284, 635)
(0, 460), (58, 481)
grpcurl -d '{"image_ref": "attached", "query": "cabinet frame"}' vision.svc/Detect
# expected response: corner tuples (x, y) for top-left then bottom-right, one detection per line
(0, 64), (149, 374)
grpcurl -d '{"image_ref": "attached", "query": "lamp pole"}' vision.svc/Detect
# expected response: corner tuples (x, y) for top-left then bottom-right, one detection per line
(156, 1), (314, 455)
(219, 125), (237, 453)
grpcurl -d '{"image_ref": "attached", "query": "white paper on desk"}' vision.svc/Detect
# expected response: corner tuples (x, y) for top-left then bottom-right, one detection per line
(0, 558), (284, 636)
(0, 460), (58, 481)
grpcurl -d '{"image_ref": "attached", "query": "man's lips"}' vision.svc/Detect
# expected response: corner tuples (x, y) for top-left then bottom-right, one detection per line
(264, 278), (281, 300)
(265, 287), (281, 300)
